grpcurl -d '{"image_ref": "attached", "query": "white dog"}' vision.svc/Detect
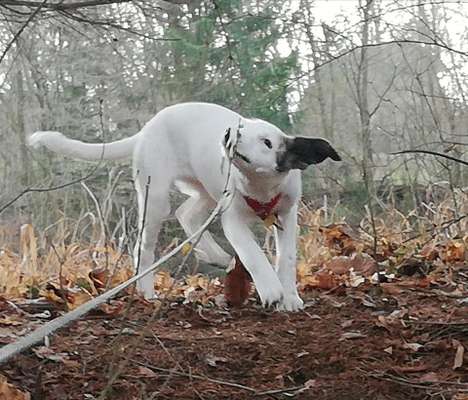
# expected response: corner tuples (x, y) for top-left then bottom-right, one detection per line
(29, 102), (340, 311)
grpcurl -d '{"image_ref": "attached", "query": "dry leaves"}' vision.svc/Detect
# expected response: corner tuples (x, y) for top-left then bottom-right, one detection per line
(298, 201), (467, 296)
(323, 253), (378, 276)
(453, 394), (468, 400)
(0, 198), (467, 313)
(0, 375), (30, 400)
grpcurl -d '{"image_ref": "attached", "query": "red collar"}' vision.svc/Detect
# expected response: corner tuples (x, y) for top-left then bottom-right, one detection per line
(243, 193), (282, 220)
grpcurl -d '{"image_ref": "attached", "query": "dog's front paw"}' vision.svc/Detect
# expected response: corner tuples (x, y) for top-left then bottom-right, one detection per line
(277, 293), (304, 312)
(255, 277), (284, 308)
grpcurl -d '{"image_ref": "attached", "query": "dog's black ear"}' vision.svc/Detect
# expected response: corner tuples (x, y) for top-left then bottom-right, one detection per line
(278, 136), (341, 171)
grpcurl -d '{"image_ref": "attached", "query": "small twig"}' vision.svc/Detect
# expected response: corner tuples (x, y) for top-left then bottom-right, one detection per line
(81, 182), (107, 247)
(132, 359), (303, 396)
(361, 368), (468, 391)
(255, 385), (305, 396)
(401, 213), (467, 244)
(49, 242), (69, 312)
(405, 320), (468, 327)
(5, 301), (31, 317)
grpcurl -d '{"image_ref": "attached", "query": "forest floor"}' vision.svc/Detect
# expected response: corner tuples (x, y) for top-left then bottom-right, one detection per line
(0, 209), (467, 400)
(1, 282), (468, 400)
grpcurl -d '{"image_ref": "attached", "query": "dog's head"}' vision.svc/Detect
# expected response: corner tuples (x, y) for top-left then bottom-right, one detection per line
(223, 119), (341, 176)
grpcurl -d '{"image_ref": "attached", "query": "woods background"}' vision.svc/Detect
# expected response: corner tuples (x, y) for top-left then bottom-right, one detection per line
(0, 0), (466, 252)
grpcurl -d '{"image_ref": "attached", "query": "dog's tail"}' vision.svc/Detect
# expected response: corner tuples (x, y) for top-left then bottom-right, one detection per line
(28, 131), (139, 161)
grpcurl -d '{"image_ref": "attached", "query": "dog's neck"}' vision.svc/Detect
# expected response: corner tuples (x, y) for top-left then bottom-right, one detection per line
(232, 168), (285, 202)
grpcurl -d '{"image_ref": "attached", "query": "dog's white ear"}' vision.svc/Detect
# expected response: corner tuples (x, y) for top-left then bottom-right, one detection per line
(278, 137), (341, 171)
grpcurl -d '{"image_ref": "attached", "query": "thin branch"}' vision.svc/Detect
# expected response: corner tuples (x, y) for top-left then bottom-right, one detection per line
(361, 368), (468, 392)
(133, 360), (257, 394)
(401, 213), (467, 244)
(0, 99), (107, 216)
(0, 0), (132, 11)
(0, 170), (100, 216)
(248, 35), (468, 114)
(368, 65), (398, 119)
(132, 359), (305, 396)
(0, 0), (47, 65)
(57, 8), (179, 41)
(391, 150), (468, 167)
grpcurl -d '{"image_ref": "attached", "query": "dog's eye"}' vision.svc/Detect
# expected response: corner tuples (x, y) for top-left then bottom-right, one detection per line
(263, 139), (272, 149)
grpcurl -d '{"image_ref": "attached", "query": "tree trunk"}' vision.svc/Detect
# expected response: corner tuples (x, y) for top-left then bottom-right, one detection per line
(302, 0), (331, 139)
(14, 68), (30, 186)
(358, 0), (373, 180)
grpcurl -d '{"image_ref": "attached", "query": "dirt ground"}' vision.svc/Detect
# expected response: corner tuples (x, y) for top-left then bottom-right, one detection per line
(2, 282), (468, 400)
(1, 213), (467, 399)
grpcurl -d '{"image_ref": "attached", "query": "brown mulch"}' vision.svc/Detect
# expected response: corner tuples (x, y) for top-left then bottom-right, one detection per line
(1, 284), (468, 400)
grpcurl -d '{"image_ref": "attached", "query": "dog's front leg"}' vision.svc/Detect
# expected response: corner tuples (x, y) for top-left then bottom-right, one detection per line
(221, 210), (284, 307)
(275, 205), (304, 311)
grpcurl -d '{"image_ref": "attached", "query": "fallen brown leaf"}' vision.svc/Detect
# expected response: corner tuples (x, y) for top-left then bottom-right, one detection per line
(0, 375), (30, 400)
(442, 241), (466, 263)
(67, 290), (93, 310)
(136, 366), (158, 377)
(452, 339), (465, 370)
(224, 256), (251, 307)
(0, 316), (22, 326)
(205, 354), (228, 367)
(402, 342), (424, 352)
(419, 243), (439, 261)
(380, 283), (404, 296)
(320, 224), (361, 255)
(453, 394), (468, 400)
(302, 272), (340, 290)
(393, 364), (428, 373)
(339, 331), (367, 341)
(417, 372), (439, 382)
(322, 253), (377, 276)
(99, 301), (124, 316)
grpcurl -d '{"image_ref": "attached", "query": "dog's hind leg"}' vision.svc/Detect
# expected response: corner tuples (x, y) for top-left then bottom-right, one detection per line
(134, 173), (171, 300)
(175, 194), (231, 267)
